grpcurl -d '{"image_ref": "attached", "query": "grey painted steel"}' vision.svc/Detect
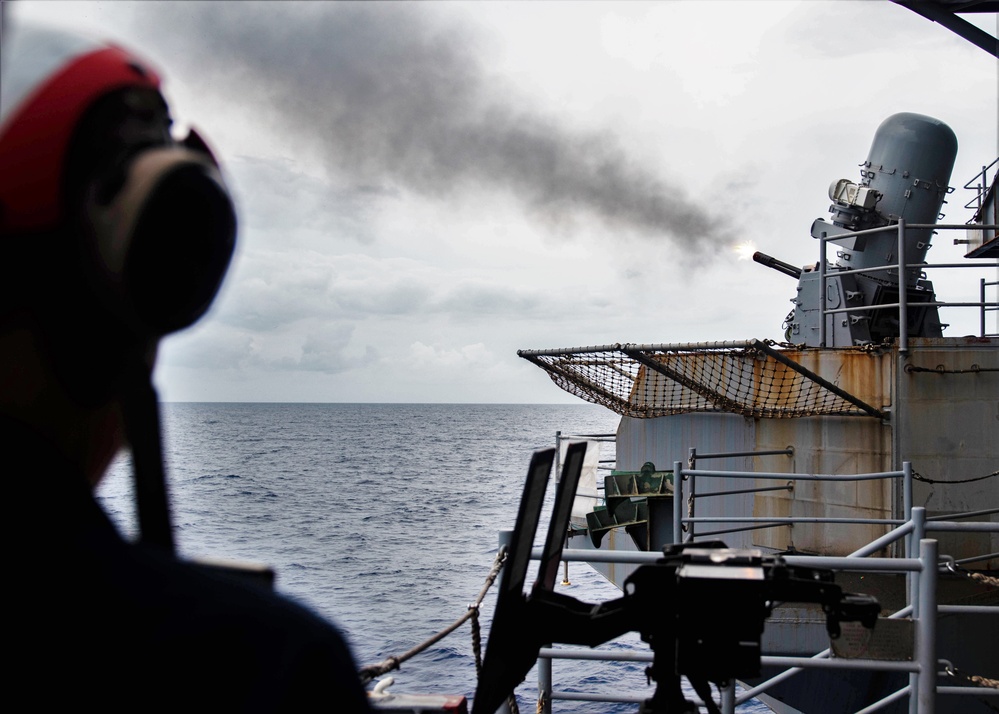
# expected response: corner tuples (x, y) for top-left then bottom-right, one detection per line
(688, 448), (794, 461)
(720, 681), (735, 714)
(522, 528), (993, 712)
(819, 229), (828, 347)
(679, 468), (904, 481)
(691, 522), (787, 538)
(904, 463), (913, 556)
(550, 691), (647, 704)
(794, 116), (969, 347)
(547, 548), (660, 564)
(850, 520), (915, 558)
(538, 652), (552, 714)
(545, 550), (927, 572)
(830, 260), (998, 277)
(517, 340), (757, 358)
(937, 605), (999, 615)
(936, 687), (999, 697)
(686, 516), (904, 525)
(497, 530), (513, 591)
(894, 1), (999, 59)
(928, 508), (999, 521)
(860, 115), (957, 277)
(759, 657), (917, 673)
(538, 648), (652, 662)
(926, 522), (999, 533)
(917, 539), (938, 714)
(735, 649), (831, 705)
(803, 222), (998, 347)
(855, 685), (912, 714)
(900, 220), (909, 352)
(686, 448), (697, 541)
(780, 555), (921, 572)
(496, 530), (514, 714)
(954, 552), (999, 565)
(692, 484), (794, 499)
(673, 459), (683, 544)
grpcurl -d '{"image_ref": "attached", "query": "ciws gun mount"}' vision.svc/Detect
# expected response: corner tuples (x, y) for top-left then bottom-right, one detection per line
(473, 443), (880, 714)
(753, 113), (958, 347)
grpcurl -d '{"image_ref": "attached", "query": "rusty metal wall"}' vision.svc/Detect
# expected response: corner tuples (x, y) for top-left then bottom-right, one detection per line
(899, 337), (999, 565)
(615, 338), (996, 562)
(617, 348), (894, 555)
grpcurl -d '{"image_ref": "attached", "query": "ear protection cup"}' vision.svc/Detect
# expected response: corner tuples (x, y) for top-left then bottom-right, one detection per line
(1, 25), (237, 340)
(86, 145), (237, 336)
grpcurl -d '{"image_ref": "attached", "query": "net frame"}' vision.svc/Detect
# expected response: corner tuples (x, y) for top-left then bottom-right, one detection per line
(519, 339), (884, 420)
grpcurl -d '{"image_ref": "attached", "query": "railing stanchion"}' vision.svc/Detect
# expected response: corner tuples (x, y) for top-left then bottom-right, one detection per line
(898, 220), (908, 354)
(554, 431), (562, 484)
(982, 278), (987, 338)
(903, 462), (913, 560)
(687, 448), (697, 542)
(917, 538), (938, 714)
(674, 460), (684, 544)
(820, 232), (828, 347)
(908, 505), (927, 714)
(720, 680), (735, 714)
(538, 651), (553, 714)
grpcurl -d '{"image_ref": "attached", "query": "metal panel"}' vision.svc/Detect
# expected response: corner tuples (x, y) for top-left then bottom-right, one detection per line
(898, 338), (999, 565)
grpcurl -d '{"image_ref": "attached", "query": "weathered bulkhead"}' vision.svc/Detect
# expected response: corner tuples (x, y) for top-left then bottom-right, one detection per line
(614, 338), (997, 563)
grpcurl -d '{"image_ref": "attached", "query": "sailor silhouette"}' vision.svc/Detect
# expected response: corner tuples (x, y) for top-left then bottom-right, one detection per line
(1, 19), (370, 711)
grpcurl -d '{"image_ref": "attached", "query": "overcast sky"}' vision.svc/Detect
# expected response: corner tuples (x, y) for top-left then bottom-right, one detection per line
(6, 1), (997, 402)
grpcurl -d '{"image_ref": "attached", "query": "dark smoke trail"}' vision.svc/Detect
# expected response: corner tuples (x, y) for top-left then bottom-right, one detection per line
(131, 2), (723, 254)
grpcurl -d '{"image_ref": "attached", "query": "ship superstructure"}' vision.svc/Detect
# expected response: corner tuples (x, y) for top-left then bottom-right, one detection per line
(516, 111), (997, 713)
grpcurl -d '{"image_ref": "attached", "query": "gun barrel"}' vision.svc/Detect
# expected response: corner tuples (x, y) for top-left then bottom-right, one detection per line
(753, 251), (802, 279)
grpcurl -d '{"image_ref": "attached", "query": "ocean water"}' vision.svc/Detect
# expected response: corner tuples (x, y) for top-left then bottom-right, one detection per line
(97, 402), (769, 713)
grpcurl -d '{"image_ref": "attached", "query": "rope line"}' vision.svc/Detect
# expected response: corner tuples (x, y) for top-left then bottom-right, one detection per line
(359, 547), (508, 685)
(945, 664), (999, 690)
(507, 692), (521, 714)
(913, 470), (999, 485)
(906, 364), (999, 374)
(945, 560), (999, 589)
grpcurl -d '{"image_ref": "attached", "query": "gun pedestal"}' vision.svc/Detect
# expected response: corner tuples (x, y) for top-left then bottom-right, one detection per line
(473, 448), (880, 714)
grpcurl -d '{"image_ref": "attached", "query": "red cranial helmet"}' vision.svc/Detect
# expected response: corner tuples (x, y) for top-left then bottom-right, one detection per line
(1, 23), (236, 336)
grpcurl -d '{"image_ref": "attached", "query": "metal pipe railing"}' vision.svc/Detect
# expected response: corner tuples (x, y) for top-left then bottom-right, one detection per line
(676, 461), (910, 552)
(690, 484), (794, 499)
(519, 499), (997, 713)
(813, 221), (999, 348)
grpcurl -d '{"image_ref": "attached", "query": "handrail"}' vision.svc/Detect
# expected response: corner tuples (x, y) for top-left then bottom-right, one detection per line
(521, 445), (999, 714)
(815, 222), (999, 349)
(675, 460), (912, 544)
(962, 157), (998, 212)
(523, 518), (997, 713)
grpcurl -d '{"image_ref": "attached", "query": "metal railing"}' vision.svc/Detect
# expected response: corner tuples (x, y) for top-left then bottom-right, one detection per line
(815, 221), (999, 348)
(962, 158), (997, 214)
(677, 450), (912, 548)
(554, 431), (616, 480)
(513, 458), (998, 714)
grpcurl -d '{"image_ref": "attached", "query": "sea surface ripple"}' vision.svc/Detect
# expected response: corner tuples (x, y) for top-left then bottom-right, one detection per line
(98, 402), (770, 713)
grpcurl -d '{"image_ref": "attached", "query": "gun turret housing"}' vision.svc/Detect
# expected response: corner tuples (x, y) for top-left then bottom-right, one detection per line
(787, 113), (957, 346)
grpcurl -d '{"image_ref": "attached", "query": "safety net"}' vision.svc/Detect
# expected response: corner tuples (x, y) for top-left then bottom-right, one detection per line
(518, 339), (883, 420)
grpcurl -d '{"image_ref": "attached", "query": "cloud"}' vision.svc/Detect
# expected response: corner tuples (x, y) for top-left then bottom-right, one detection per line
(434, 282), (545, 318)
(128, 1), (726, 257)
(409, 341), (492, 369)
(225, 155), (382, 247)
(280, 329), (377, 375)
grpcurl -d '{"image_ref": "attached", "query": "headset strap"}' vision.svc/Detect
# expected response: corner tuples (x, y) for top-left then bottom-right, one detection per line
(122, 356), (174, 553)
